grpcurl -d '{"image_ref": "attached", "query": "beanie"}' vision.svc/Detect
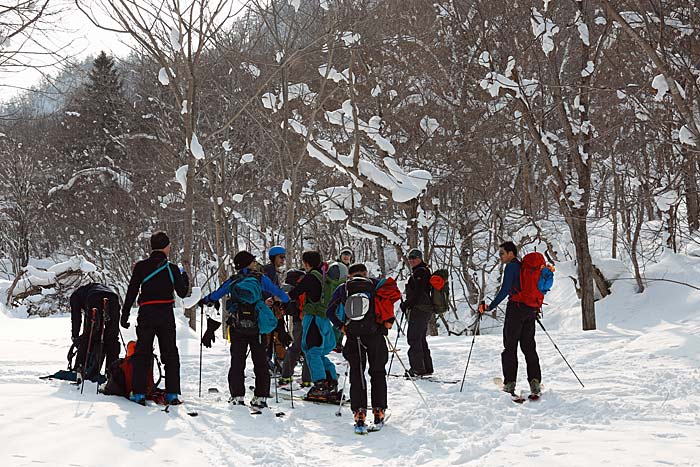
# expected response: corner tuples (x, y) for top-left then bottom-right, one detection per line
(150, 231), (170, 250)
(234, 251), (256, 270)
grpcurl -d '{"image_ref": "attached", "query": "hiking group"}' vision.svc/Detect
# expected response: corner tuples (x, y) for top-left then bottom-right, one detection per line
(65, 231), (554, 433)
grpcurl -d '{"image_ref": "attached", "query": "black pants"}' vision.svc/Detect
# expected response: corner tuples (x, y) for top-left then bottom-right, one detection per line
(407, 310), (433, 374)
(229, 331), (270, 398)
(133, 305), (180, 394)
(343, 333), (388, 412)
(280, 320), (310, 381)
(76, 295), (120, 379)
(501, 301), (541, 385)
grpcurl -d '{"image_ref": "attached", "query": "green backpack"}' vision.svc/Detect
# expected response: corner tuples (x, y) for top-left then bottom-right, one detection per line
(304, 268), (343, 318)
(430, 268), (450, 314)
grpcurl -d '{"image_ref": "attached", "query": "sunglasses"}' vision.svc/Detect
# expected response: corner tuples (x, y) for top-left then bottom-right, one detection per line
(277, 255), (286, 259)
(498, 251), (507, 257)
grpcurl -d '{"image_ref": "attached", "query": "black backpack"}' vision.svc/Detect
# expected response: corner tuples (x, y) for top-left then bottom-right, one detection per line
(344, 277), (378, 336)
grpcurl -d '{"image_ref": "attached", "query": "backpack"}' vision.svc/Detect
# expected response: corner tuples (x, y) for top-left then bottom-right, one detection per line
(103, 341), (162, 398)
(343, 276), (378, 336)
(429, 269), (450, 314)
(304, 268), (343, 318)
(227, 273), (264, 336)
(511, 252), (555, 309)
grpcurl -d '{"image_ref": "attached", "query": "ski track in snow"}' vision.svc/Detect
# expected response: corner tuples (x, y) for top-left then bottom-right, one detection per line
(2, 254), (700, 466)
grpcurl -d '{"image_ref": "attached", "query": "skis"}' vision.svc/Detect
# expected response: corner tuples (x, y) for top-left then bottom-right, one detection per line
(162, 401), (199, 417)
(388, 373), (460, 385)
(492, 377), (541, 403)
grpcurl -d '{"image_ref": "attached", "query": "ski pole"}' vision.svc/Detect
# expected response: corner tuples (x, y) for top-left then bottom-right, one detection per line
(384, 335), (434, 419)
(387, 302), (406, 375)
(118, 328), (127, 353)
(80, 308), (97, 395)
(199, 304), (204, 398)
(536, 318), (585, 388)
(273, 335), (279, 404)
(460, 311), (482, 392)
(335, 361), (349, 417)
(95, 298), (109, 394)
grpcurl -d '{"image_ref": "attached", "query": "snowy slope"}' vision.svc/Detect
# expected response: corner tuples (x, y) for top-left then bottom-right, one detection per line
(2, 253), (700, 466)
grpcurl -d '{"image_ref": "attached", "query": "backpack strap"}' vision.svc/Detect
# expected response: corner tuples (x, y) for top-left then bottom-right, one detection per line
(142, 260), (174, 285)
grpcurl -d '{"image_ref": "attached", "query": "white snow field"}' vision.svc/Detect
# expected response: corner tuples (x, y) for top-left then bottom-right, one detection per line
(1, 252), (700, 466)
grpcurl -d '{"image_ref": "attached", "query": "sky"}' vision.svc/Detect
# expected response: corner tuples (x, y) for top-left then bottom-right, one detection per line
(0, 1), (133, 103)
(0, 0), (249, 104)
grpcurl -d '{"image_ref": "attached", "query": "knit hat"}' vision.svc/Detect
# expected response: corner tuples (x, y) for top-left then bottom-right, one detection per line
(150, 231), (170, 250)
(348, 263), (368, 275)
(234, 251), (256, 270)
(407, 248), (423, 259)
(339, 246), (353, 257)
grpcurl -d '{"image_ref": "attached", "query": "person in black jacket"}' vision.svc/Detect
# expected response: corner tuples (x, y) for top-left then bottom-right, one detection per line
(69, 283), (121, 383)
(120, 231), (189, 405)
(400, 248), (434, 376)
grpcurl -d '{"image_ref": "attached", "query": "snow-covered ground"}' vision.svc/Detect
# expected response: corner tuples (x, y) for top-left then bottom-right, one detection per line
(1, 252), (700, 466)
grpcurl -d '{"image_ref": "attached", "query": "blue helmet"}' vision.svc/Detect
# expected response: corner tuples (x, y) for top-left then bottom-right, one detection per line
(269, 245), (286, 259)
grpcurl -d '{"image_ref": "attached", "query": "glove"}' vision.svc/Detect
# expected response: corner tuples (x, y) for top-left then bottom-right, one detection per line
(384, 321), (393, 329)
(399, 302), (407, 313)
(120, 314), (130, 329)
(71, 336), (79, 344)
(198, 298), (220, 310)
(478, 302), (488, 314)
(201, 318), (221, 348)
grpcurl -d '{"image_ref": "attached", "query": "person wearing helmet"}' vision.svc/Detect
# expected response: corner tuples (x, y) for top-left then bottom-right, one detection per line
(264, 245), (286, 288)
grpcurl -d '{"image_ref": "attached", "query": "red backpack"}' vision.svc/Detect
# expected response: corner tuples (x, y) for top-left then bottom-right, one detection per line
(511, 252), (546, 309)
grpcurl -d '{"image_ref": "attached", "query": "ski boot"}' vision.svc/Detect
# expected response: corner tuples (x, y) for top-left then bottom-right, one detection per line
(165, 393), (182, 405)
(278, 376), (293, 386)
(300, 381), (312, 388)
(228, 396), (245, 406)
(129, 393), (146, 406)
(250, 396), (268, 409)
(354, 408), (368, 435)
(502, 381), (516, 396)
(528, 379), (541, 400)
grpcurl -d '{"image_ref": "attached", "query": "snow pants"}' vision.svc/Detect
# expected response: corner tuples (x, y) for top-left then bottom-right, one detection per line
(343, 332), (389, 412)
(501, 301), (541, 385)
(133, 305), (180, 394)
(280, 319), (311, 382)
(76, 294), (120, 381)
(301, 314), (337, 383)
(228, 331), (270, 398)
(407, 308), (433, 374)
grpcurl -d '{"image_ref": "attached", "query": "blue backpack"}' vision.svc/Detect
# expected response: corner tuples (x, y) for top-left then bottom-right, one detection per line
(227, 273), (277, 335)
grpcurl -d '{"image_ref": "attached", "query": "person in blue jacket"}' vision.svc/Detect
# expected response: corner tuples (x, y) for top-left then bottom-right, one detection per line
(481, 241), (541, 397)
(199, 250), (289, 409)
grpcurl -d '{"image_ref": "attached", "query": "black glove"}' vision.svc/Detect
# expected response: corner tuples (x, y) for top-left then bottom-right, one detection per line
(198, 298), (220, 310)
(120, 313), (130, 329)
(201, 318), (221, 348)
(399, 302), (408, 313)
(71, 336), (79, 345)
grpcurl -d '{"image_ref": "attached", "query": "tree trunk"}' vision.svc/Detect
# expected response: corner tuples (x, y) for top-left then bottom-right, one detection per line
(682, 150), (699, 232)
(183, 152), (197, 330)
(569, 213), (597, 330)
(376, 236), (386, 277)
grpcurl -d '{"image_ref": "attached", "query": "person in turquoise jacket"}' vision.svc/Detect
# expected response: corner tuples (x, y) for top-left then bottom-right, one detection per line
(288, 250), (339, 402)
